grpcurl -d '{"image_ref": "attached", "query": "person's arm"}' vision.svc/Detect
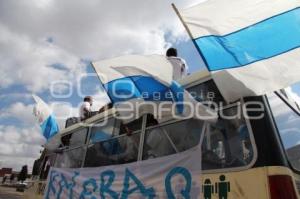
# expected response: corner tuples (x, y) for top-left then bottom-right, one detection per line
(182, 59), (189, 76)
(83, 107), (90, 118)
(83, 103), (91, 118)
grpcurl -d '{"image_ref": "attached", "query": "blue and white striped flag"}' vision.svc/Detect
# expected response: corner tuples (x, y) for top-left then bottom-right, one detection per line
(92, 54), (217, 122)
(180, 0), (300, 102)
(33, 95), (59, 140)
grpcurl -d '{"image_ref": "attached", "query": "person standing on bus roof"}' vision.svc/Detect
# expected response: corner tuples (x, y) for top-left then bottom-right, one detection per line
(166, 47), (188, 80)
(80, 96), (93, 121)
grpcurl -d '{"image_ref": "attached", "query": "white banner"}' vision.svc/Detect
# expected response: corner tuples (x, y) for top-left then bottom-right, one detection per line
(44, 144), (202, 199)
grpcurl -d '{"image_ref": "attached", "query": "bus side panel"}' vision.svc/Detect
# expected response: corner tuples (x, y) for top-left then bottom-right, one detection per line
(202, 167), (270, 199)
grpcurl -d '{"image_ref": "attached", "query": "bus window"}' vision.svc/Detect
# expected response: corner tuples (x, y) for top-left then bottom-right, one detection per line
(268, 93), (300, 171)
(142, 119), (204, 160)
(84, 133), (140, 167)
(55, 128), (88, 168)
(187, 80), (225, 104)
(55, 147), (85, 168)
(279, 88), (300, 113)
(202, 105), (254, 170)
(85, 116), (143, 167)
(61, 128), (88, 148)
(89, 119), (115, 144)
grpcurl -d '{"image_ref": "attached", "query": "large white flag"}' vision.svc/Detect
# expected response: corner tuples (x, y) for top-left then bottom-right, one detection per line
(92, 54), (217, 123)
(180, 0), (300, 102)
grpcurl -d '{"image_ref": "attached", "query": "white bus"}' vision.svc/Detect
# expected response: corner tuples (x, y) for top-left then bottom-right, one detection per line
(25, 70), (300, 199)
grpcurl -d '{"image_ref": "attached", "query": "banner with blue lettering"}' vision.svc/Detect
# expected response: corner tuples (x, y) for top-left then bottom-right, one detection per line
(44, 143), (202, 199)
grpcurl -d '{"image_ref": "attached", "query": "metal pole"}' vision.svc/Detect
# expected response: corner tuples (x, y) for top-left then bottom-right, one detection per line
(90, 62), (114, 103)
(137, 114), (147, 161)
(171, 3), (194, 40)
(171, 3), (210, 69)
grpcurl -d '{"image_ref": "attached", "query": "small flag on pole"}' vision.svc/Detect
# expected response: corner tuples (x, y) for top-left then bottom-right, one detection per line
(32, 95), (59, 140)
(177, 0), (300, 102)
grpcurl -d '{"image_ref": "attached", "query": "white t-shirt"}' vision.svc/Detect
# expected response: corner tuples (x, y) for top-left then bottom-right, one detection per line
(167, 56), (188, 81)
(79, 102), (91, 119)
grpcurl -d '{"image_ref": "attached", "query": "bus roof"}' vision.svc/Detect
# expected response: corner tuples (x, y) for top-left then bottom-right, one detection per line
(178, 69), (210, 86)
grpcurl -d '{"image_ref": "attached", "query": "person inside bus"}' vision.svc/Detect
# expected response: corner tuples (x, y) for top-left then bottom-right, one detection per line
(166, 47), (188, 80)
(122, 134), (140, 163)
(87, 120), (138, 166)
(98, 102), (113, 114)
(105, 123), (138, 164)
(144, 115), (174, 158)
(119, 116), (144, 136)
(86, 139), (118, 167)
(79, 96), (93, 121)
(227, 119), (252, 165)
(236, 120), (252, 162)
(90, 127), (123, 158)
(61, 133), (72, 147)
(107, 117), (145, 163)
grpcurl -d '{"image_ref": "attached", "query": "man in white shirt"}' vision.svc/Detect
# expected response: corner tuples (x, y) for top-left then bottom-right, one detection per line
(79, 96), (93, 120)
(166, 48), (188, 80)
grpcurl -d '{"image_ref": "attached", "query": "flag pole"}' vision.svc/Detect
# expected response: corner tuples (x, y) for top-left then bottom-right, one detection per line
(172, 5), (210, 185)
(90, 62), (114, 104)
(171, 3), (194, 40)
(171, 3), (210, 69)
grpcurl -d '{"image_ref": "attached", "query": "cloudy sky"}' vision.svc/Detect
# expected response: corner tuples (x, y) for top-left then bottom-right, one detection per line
(0, 0), (208, 171)
(1, 0), (300, 172)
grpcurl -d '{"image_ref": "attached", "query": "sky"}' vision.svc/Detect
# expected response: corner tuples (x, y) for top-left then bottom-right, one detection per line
(1, 0), (300, 172)
(0, 0), (207, 171)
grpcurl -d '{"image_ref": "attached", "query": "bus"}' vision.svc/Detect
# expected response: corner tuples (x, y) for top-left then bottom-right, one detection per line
(25, 70), (300, 199)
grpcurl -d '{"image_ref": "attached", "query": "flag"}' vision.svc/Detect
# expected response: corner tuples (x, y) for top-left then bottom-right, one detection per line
(32, 95), (59, 140)
(92, 54), (217, 123)
(179, 0), (300, 102)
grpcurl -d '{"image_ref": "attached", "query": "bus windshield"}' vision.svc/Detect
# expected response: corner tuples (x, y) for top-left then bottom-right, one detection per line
(268, 93), (300, 171)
